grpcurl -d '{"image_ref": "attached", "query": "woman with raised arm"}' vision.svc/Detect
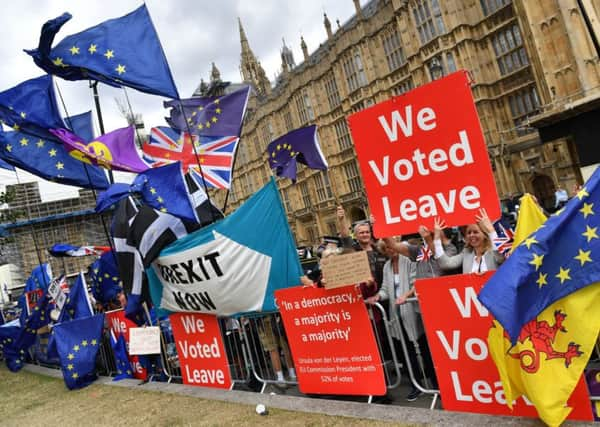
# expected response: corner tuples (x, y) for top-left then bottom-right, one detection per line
(432, 208), (505, 274)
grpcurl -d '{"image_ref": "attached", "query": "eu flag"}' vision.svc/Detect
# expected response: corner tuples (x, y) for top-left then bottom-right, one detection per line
(58, 273), (93, 322)
(89, 251), (123, 306)
(0, 128), (109, 190)
(0, 75), (65, 140)
(26, 5), (179, 99)
(267, 125), (328, 181)
(110, 330), (133, 380)
(164, 86), (250, 137)
(131, 162), (198, 223)
(53, 313), (104, 390)
(479, 167), (600, 343)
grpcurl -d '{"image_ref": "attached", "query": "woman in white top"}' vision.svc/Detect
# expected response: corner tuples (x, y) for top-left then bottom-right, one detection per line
(433, 208), (504, 274)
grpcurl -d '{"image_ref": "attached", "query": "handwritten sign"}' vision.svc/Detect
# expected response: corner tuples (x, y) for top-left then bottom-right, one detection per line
(320, 251), (371, 289)
(129, 326), (161, 355)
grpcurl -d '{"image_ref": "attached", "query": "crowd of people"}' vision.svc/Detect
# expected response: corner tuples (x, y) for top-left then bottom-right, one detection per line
(301, 205), (505, 402)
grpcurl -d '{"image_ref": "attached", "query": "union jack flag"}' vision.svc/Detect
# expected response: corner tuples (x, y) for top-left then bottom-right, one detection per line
(493, 221), (514, 258)
(416, 242), (433, 262)
(142, 126), (238, 189)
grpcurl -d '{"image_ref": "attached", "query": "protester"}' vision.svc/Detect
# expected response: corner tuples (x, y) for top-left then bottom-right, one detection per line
(257, 314), (296, 385)
(433, 208), (504, 274)
(366, 237), (437, 401)
(555, 185), (569, 210)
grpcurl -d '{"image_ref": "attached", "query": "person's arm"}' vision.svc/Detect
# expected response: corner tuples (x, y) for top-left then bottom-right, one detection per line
(475, 207), (498, 242)
(382, 236), (413, 259)
(433, 217), (464, 270)
(336, 205), (351, 238)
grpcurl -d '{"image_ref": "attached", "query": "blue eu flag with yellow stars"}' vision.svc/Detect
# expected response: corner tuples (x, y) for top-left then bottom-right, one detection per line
(110, 330), (133, 381)
(26, 5), (179, 100)
(164, 86), (250, 137)
(0, 75), (65, 140)
(58, 273), (93, 323)
(267, 125), (328, 182)
(479, 166), (600, 343)
(53, 313), (104, 390)
(89, 251), (123, 307)
(0, 128), (109, 190)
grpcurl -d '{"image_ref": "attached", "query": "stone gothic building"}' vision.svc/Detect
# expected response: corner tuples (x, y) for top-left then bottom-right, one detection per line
(206, 0), (600, 247)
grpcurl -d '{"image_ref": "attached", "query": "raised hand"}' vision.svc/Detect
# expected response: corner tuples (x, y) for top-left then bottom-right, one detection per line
(433, 217), (446, 240)
(475, 207), (494, 233)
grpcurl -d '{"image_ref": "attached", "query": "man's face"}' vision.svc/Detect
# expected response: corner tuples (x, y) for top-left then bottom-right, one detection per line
(355, 224), (371, 244)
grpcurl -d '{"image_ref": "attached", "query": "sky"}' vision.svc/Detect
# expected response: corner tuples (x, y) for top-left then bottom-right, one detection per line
(0, 0), (359, 201)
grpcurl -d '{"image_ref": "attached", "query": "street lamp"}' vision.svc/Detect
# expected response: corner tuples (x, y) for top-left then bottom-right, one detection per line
(429, 57), (444, 80)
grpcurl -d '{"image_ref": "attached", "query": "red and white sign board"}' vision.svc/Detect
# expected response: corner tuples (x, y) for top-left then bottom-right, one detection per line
(105, 309), (148, 380)
(347, 70), (500, 237)
(275, 285), (386, 396)
(169, 312), (232, 389)
(416, 273), (592, 420)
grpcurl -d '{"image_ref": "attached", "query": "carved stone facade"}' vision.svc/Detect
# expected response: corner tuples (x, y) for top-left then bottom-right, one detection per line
(208, 0), (599, 246)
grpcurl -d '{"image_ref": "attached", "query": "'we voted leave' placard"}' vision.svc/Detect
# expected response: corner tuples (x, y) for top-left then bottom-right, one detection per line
(348, 70), (500, 236)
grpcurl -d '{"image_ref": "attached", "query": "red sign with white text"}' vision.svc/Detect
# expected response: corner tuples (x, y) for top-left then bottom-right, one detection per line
(169, 312), (232, 389)
(275, 285), (386, 396)
(416, 273), (592, 420)
(105, 309), (148, 380)
(347, 70), (500, 236)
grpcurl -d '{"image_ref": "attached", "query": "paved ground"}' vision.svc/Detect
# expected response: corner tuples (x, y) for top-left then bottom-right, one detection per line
(24, 364), (596, 426)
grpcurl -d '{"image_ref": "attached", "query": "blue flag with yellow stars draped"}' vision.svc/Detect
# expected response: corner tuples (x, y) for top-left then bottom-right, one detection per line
(479, 167), (600, 343)
(53, 313), (104, 390)
(0, 128), (109, 190)
(89, 251), (123, 307)
(110, 330), (133, 381)
(0, 75), (65, 140)
(267, 125), (328, 182)
(26, 5), (179, 99)
(58, 273), (93, 323)
(164, 86), (250, 137)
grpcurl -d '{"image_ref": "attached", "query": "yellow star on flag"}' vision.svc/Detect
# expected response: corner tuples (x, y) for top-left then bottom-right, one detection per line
(160, 207), (167, 213)
(214, 99), (220, 104)
(12, 124), (20, 131)
(157, 196), (164, 203)
(104, 49), (114, 59)
(197, 123), (204, 130)
(36, 140), (45, 148)
(215, 107), (221, 114)
(523, 236), (538, 249)
(73, 344), (80, 352)
(582, 225), (599, 242)
(205, 121), (211, 128)
(580, 202), (594, 218)
(56, 162), (64, 170)
(6, 145), (11, 152)
(67, 353), (74, 360)
(88, 44), (97, 54)
(69, 46), (80, 55)
(529, 253), (544, 271)
(49, 148), (57, 157)
(82, 340), (88, 347)
(115, 64), (126, 75)
(574, 249), (592, 266)
(52, 57), (65, 66)
(555, 267), (571, 284)
(20, 112), (26, 118)
(577, 187), (590, 200)
(211, 116), (218, 123)
(91, 339), (98, 346)
(67, 363), (74, 371)
(536, 272), (548, 288)
(72, 372), (79, 379)
(20, 138), (28, 146)
(150, 187), (156, 194)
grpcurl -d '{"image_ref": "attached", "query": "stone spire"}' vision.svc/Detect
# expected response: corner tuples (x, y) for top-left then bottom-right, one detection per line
(324, 13), (333, 39)
(210, 62), (221, 82)
(281, 38), (295, 73)
(300, 36), (309, 61)
(353, 0), (363, 19)
(238, 17), (271, 96)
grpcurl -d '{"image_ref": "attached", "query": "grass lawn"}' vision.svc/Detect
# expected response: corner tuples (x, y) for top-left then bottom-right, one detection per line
(0, 366), (414, 426)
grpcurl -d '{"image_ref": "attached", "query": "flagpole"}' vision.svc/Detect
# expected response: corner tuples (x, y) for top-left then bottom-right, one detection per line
(90, 81), (115, 184)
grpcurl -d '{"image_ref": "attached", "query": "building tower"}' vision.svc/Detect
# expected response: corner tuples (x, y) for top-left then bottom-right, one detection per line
(238, 18), (271, 96)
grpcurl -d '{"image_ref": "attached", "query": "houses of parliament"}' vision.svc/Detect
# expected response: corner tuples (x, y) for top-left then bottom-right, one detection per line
(207, 0), (600, 247)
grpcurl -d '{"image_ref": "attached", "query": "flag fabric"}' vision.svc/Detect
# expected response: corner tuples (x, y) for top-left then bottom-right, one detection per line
(110, 329), (133, 380)
(0, 129), (110, 190)
(58, 273), (93, 323)
(50, 125), (150, 172)
(26, 5), (179, 99)
(130, 162), (198, 223)
(65, 111), (94, 142)
(143, 126), (239, 189)
(267, 125), (328, 181)
(89, 251), (123, 306)
(0, 75), (65, 139)
(416, 242), (432, 262)
(53, 313), (104, 390)
(479, 170), (600, 342)
(492, 219), (514, 258)
(164, 86), (250, 137)
(25, 263), (53, 293)
(513, 193), (549, 247)
(486, 196), (600, 425)
(147, 177), (304, 317)
(185, 171), (224, 226)
(0, 319), (21, 370)
(49, 243), (110, 257)
(0, 157), (15, 171)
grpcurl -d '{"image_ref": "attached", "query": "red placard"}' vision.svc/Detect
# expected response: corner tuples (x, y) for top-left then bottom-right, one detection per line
(275, 285), (386, 396)
(25, 289), (44, 313)
(105, 309), (148, 380)
(347, 70), (500, 237)
(416, 273), (592, 420)
(169, 312), (232, 389)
